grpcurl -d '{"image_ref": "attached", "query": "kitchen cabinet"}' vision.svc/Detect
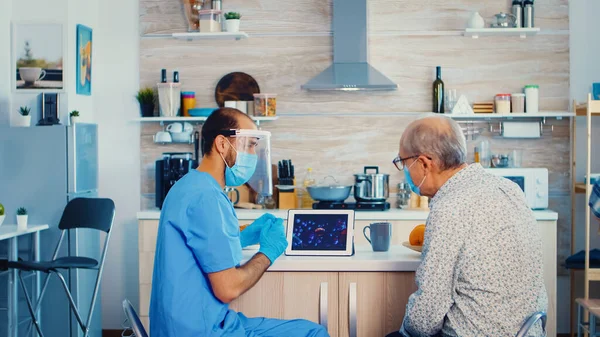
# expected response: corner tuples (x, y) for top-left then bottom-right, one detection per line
(338, 272), (417, 337)
(230, 272), (339, 335)
(230, 271), (415, 337)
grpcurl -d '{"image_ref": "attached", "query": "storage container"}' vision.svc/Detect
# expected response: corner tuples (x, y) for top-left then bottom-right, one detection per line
(511, 93), (525, 113)
(253, 93), (277, 116)
(198, 10), (222, 32)
(524, 85), (539, 113)
(181, 91), (195, 117)
(495, 94), (511, 114)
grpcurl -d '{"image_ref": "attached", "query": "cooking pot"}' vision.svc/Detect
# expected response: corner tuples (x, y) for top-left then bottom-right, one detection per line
(354, 166), (389, 202)
(306, 176), (352, 202)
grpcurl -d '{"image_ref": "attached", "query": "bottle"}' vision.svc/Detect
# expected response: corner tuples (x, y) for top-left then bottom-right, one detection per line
(301, 168), (316, 208)
(511, 0), (523, 28)
(474, 146), (480, 163)
(161, 69), (167, 83)
(523, 0), (534, 28)
(433, 66), (445, 113)
(173, 71), (180, 83)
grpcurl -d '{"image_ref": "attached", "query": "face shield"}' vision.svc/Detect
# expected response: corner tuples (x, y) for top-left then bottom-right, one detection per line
(225, 129), (273, 196)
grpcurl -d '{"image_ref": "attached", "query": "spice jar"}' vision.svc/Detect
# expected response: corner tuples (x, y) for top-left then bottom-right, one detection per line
(253, 93), (277, 116)
(181, 91), (196, 117)
(495, 94), (511, 114)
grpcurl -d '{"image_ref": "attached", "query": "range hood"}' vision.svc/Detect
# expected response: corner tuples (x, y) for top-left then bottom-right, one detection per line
(301, 0), (398, 91)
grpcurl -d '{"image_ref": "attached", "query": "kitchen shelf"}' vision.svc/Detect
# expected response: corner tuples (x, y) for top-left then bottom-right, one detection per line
(133, 116), (278, 126)
(278, 112), (573, 119)
(576, 102), (600, 116)
(575, 183), (588, 194)
(464, 27), (540, 38)
(171, 32), (248, 41)
(446, 112), (574, 119)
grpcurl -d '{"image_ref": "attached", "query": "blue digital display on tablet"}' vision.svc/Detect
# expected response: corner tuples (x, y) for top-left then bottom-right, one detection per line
(291, 213), (349, 251)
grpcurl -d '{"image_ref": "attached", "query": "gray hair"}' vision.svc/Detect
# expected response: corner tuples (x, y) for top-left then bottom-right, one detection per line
(400, 115), (467, 170)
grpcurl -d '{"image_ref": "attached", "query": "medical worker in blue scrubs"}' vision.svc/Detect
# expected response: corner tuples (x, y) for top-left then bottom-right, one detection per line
(150, 107), (329, 337)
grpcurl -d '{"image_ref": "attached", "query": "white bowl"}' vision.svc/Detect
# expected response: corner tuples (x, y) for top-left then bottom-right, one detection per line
(0, 215), (5, 227)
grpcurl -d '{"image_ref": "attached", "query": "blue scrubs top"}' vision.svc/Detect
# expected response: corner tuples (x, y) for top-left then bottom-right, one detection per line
(150, 170), (243, 336)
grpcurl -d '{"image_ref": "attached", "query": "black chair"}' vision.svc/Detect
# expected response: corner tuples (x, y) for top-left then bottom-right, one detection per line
(6, 198), (115, 337)
(122, 299), (149, 337)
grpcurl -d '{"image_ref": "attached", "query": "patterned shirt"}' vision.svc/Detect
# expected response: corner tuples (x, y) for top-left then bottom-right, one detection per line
(590, 181), (600, 219)
(401, 164), (548, 337)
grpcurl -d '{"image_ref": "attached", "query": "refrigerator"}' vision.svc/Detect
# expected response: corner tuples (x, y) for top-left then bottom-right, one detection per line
(0, 124), (101, 337)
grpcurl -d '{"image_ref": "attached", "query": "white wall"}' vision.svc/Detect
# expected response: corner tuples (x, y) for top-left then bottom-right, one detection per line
(0, 0), (140, 331)
(95, 0), (141, 329)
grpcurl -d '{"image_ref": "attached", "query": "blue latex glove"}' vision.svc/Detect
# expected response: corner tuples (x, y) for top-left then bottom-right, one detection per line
(258, 218), (288, 264)
(240, 213), (277, 248)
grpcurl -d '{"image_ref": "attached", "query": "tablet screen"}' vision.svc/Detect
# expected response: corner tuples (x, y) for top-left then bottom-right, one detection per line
(290, 213), (349, 251)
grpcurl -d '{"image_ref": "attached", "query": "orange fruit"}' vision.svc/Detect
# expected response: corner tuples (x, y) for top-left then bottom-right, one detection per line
(409, 224), (426, 246)
(239, 224), (249, 232)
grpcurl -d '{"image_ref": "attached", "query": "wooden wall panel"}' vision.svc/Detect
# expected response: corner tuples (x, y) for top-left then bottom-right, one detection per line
(139, 0), (571, 273)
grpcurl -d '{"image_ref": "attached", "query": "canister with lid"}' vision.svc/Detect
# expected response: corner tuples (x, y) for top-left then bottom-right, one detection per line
(524, 85), (539, 113)
(495, 94), (511, 114)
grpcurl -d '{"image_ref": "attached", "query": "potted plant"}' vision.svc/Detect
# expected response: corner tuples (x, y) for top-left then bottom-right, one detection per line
(15, 106), (31, 127)
(136, 88), (156, 117)
(0, 202), (4, 227)
(16, 207), (28, 231)
(70, 110), (80, 125)
(224, 12), (241, 33)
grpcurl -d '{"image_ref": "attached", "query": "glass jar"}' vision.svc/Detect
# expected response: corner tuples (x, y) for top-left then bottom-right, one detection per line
(396, 182), (411, 209)
(181, 92), (196, 117)
(495, 94), (511, 114)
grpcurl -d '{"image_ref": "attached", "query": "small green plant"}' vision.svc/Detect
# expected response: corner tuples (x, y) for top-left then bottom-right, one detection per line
(70, 110), (80, 117)
(0, 203), (5, 216)
(224, 12), (241, 20)
(19, 106), (30, 116)
(136, 88), (155, 105)
(17, 207), (27, 216)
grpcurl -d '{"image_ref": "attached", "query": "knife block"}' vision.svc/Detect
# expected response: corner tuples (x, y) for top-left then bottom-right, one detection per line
(278, 189), (298, 210)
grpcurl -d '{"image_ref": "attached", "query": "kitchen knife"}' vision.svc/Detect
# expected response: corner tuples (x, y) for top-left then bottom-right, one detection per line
(286, 159), (292, 178)
(278, 161), (284, 179)
(290, 161), (295, 179)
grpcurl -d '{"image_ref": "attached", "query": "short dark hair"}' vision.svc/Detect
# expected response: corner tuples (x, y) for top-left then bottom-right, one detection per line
(201, 108), (253, 155)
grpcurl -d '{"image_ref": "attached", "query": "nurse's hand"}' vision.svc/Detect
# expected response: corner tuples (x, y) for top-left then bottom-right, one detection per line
(240, 213), (278, 248)
(258, 218), (288, 264)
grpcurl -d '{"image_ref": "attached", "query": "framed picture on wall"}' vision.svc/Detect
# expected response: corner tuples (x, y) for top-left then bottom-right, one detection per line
(76, 24), (92, 96)
(12, 22), (65, 92)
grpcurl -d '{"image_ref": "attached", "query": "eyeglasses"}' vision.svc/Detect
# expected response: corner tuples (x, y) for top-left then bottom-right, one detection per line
(392, 155), (432, 171)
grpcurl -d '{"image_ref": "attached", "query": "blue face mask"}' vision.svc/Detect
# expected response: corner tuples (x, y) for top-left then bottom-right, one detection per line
(403, 159), (426, 196)
(221, 141), (258, 187)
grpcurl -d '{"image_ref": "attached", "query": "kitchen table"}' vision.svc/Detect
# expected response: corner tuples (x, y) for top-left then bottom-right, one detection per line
(0, 224), (49, 337)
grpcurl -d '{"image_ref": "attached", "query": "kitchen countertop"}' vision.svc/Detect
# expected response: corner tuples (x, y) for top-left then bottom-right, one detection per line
(240, 245), (422, 272)
(137, 208), (559, 221)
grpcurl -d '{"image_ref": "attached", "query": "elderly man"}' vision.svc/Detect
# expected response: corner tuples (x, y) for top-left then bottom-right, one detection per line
(387, 115), (547, 337)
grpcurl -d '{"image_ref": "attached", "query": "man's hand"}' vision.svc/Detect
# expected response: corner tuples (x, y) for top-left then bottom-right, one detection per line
(240, 213), (277, 247)
(258, 218), (288, 264)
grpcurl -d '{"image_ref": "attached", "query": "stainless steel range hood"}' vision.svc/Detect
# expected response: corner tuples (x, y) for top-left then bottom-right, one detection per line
(301, 0), (398, 91)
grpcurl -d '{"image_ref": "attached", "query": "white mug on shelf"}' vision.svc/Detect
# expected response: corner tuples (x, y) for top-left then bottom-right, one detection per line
(154, 131), (172, 143)
(166, 123), (183, 133)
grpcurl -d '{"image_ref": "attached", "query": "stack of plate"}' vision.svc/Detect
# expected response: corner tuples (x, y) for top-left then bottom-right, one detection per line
(473, 102), (494, 113)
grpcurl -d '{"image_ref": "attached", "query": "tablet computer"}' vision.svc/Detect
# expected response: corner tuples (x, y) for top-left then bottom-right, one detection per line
(285, 209), (355, 256)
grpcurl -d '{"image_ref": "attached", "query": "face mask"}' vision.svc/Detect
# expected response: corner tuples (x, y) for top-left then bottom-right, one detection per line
(403, 159), (426, 196)
(220, 139), (258, 187)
